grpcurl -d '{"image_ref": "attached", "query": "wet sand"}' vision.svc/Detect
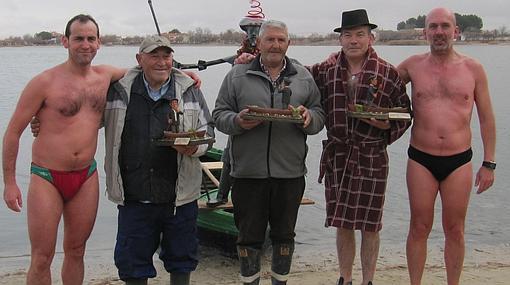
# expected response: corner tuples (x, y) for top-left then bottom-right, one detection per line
(2, 244), (509, 285)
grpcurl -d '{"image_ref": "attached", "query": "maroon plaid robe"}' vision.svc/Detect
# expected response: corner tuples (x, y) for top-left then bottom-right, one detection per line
(309, 47), (411, 232)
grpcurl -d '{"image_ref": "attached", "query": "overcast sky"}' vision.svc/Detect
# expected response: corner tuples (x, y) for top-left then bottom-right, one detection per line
(1, 0), (508, 39)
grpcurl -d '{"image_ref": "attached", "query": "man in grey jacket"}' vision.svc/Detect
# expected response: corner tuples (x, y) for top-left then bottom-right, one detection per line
(213, 20), (325, 285)
(104, 35), (214, 285)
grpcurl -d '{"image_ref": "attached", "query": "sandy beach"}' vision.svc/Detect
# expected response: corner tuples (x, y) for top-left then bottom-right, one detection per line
(2, 244), (509, 285)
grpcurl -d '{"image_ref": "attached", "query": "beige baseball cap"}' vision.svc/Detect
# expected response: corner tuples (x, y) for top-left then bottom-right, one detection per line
(139, 35), (174, 53)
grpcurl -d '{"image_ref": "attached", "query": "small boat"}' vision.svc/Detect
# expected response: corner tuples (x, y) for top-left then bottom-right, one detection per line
(347, 103), (412, 121)
(197, 147), (314, 254)
(154, 130), (215, 146)
(242, 105), (304, 123)
(163, 129), (207, 139)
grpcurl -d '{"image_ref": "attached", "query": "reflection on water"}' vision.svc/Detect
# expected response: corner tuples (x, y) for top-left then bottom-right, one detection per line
(0, 45), (509, 273)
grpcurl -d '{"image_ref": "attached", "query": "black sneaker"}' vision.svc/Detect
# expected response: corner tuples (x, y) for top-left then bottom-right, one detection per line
(337, 277), (353, 285)
(206, 198), (227, 207)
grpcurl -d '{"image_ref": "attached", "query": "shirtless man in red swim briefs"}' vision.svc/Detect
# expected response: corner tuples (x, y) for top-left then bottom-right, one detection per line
(2, 15), (125, 285)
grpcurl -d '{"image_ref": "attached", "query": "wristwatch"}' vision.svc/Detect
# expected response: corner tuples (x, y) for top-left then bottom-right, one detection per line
(482, 160), (496, 170)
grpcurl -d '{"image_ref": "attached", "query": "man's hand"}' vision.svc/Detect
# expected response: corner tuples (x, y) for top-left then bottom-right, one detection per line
(234, 53), (256, 65)
(173, 145), (198, 156)
(183, 71), (202, 88)
(4, 184), (22, 212)
(294, 105), (311, 128)
(236, 109), (262, 130)
(325, 52), (338, 65)
(30, 116), (40, 137)
(475, 166), (495, 194)
(361, 118), (390, 130)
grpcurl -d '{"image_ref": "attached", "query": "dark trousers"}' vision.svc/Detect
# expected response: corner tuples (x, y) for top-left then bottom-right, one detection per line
(231, 177), (305, 248)
(114, 201), (199, 281)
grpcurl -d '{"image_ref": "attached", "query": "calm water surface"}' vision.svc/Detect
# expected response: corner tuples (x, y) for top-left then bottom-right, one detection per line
(0, 45), (508, 273)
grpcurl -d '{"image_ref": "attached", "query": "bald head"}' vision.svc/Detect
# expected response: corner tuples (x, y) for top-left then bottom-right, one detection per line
(423, 7), (459, 53)
(426, 7), (456, 27)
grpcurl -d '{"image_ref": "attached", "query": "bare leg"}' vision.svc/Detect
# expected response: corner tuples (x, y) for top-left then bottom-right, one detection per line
(26, 175), (64, 285)
(360, 231), (379, 285)
(439, 163), (472, 285)
(61, 172), (99, 285)
(337, 228), (355, 283)
(406, 159), (439, 285)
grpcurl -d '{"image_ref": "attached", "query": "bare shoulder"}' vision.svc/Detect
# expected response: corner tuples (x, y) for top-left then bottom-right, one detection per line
(462, 54), (485, 72)
(399, 53), (428, 69)
(398, 53), (428, 83)
(453, 53), (486, 82)
(25, 64), (63, 94)
(93, 64), (118, 73)
(9, 65), (64, 120)
(93, 64), (127, 82)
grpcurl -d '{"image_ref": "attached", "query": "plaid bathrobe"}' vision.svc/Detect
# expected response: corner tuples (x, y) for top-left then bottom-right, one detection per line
(309, 47), (411, 232)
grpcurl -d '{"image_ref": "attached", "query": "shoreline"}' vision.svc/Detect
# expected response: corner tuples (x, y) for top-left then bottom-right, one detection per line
(2, 244), (509, 285)
(1, 40), (510, 48)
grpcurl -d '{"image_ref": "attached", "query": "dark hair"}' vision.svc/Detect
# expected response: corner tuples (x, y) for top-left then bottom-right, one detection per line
(340, 25), (372, 35)
(64, 14), (99, 38)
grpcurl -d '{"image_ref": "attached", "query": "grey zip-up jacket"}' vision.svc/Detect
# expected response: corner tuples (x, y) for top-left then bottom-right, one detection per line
(213, 56), (325, 178)
(104, 66), (214, 206)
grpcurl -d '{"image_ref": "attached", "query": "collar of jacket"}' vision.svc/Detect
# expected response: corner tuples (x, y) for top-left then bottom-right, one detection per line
(247, 54), (298, 78)
(118, 66), (195, 103)
(131, 72), (176, 101)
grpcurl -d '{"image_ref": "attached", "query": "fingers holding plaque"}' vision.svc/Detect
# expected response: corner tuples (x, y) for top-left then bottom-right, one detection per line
(241, 105), (304, 123)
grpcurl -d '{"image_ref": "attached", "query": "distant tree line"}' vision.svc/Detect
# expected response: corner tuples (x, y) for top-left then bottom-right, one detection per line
(2, 22), (509, 47)
(397, 15), (426, 30)
(397, 13), (484, 32)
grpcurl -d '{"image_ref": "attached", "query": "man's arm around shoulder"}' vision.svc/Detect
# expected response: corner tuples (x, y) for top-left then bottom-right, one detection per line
(96, 64), (127, 83)
(397, 57), (414, 84)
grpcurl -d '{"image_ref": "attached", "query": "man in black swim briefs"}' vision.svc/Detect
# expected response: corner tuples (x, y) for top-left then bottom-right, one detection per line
(397, 7), (497, 285)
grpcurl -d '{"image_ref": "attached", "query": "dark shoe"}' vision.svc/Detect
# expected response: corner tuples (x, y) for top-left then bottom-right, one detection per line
(238, 246), (261, 285)
(170, 272), (190, 285)
(124, 279), (148, 285)
(367, 282), (373, 285)
(337, 277), (352, 285)
(271, 277), (287, 285)
(206, 197), (227, 207)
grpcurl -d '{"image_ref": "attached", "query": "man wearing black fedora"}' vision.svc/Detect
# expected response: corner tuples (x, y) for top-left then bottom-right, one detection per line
(309, 9), (411, 285)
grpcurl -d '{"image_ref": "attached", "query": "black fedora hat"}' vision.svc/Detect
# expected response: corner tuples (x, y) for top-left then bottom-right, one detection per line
(333, 9), (378, 33)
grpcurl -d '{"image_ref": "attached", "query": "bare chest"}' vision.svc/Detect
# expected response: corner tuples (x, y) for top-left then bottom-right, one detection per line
(410, 64), (475, 108)
(44, 77), (109, 117)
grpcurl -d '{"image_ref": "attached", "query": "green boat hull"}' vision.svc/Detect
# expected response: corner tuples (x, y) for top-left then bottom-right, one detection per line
(198, 189), (238, 236)
(197, 148), (238, 237)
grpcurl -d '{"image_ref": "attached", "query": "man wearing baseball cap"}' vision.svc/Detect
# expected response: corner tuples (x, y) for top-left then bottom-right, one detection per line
(138, 34), (175, 53)
(104, 34), (214, 285)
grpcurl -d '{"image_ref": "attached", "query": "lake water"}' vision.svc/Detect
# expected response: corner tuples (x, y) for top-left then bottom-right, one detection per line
(0, 45), (509, 274)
